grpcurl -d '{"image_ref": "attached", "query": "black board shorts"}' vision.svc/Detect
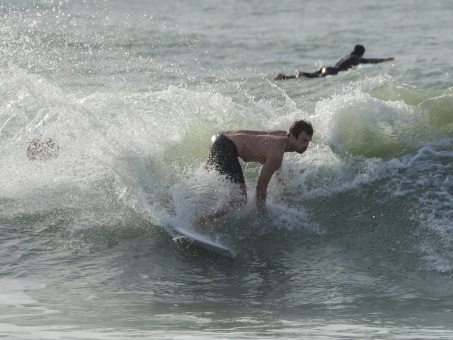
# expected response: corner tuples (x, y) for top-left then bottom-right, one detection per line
(207, 133), (245, 184)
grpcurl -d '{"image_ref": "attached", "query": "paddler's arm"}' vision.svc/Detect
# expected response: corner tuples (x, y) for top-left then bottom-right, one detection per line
(360, 57), (394, 64)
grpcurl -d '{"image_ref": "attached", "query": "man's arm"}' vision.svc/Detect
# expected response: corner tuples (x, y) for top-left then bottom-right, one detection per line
(256, 155), (283, 214)
(360, 57), (394, 64)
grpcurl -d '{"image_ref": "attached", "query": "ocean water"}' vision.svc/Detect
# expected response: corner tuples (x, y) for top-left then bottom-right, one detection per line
(1, 0), (453, 339)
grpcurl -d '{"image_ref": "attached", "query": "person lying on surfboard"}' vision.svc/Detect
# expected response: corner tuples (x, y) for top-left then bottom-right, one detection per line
(274, 44), (394, 80)
(194, 120), (314, 228)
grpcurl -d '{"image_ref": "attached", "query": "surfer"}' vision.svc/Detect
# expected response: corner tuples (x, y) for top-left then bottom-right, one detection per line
(274, 44), (394, 80)
(195, 120), (314, 227)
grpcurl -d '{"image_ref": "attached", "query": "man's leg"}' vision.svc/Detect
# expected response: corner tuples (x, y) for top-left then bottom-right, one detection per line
(296, 69), (323, 78)
(194, 134), (246, 232)
(320, 67), (339, 76)
(193, 182), (246, 232)
(274, 73), (297, 80)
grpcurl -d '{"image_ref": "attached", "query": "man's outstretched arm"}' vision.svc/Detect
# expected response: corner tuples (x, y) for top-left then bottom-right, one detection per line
(256, 156), (283, 214)
(360, 57), (394, 64)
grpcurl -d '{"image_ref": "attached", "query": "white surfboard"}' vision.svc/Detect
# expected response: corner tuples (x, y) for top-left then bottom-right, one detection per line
(170, 224), (235, 258)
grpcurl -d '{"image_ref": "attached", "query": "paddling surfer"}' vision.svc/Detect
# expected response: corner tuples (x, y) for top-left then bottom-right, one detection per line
(195, 120), (313, 227)
(274, 44), (394, 80)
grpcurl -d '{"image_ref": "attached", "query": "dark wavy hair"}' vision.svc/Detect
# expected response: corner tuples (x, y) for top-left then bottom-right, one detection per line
(288, 120), (314, 138)
(352, 44), (365, 56)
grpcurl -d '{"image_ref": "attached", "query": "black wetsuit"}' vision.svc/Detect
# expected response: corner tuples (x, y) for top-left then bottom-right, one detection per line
(301, 53), (389, 78)
(207, 133), (245, 184)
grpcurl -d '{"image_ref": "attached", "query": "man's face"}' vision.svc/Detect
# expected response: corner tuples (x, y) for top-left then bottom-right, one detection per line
(293, 131), (312, 154)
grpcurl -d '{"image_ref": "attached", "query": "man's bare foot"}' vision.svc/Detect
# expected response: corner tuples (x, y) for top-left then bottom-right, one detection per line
(274, 73), (284, 80)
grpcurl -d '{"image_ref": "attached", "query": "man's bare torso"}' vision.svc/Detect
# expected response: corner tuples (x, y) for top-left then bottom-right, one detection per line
(224, 130), (288, 164)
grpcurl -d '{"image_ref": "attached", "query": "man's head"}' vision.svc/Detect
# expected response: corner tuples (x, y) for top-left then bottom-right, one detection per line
(287, 120), (313, 154)
(352, 44), (365, 56)
(287, 120), (314, 139)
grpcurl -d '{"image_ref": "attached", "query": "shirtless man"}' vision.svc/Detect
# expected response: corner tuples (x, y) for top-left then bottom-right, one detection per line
(195, 120), (313, 226)
(274, 44), (394, 80)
